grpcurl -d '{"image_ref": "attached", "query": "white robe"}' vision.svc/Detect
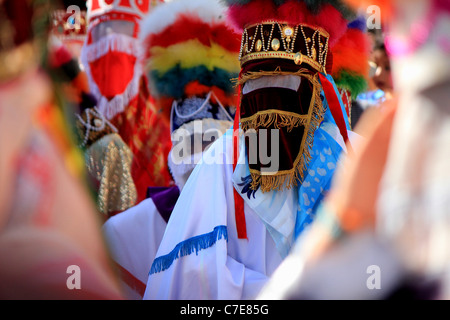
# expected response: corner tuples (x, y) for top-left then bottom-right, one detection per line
(143, 130), (283, 300)
(103, 198), (167, 299)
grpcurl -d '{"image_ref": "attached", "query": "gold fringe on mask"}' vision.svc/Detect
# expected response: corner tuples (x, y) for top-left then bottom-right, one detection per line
(241, 110), (309, 132)
(243, 72), (325, 193)
(232, 67), (311, 87)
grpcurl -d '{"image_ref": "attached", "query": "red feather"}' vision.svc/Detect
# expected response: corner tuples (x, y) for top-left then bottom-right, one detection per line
(228, 1), (348, 46)
(145, 15), (240, 54)
(331, 29), (370, 77)
(227, 0), (278, 31)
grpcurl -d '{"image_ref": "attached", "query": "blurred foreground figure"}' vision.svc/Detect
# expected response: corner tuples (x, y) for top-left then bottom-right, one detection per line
(102, 0), (240, 299)
(81, 0), (172, 203)
(0, 0), (123, 299)
(258, 0), (450, 300)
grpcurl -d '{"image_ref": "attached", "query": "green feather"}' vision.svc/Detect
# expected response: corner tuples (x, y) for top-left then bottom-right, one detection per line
(334, 70), (368, 98)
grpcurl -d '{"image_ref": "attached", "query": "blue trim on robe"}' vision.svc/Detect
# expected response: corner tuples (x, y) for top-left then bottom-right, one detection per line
(149, 225), (228, 275)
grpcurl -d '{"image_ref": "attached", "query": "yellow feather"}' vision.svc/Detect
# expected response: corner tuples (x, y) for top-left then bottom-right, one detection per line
(148, 39), (240, 74)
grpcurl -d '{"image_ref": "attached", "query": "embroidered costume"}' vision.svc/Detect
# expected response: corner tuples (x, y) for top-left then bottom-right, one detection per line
(76, 107), (138, 218)
(102, 0), (240, 299)
(144, 0), (358, 300)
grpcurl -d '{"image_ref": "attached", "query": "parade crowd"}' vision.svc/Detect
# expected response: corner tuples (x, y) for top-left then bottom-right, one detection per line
(0, 0), (449, 300)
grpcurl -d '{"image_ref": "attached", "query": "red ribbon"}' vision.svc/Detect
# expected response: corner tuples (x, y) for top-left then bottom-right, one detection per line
(233, 75), (248, 240)
(318, 73), (353, 155)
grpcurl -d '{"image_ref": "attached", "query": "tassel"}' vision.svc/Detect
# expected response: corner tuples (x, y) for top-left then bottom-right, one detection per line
(149, 226), (228, 275)
(241, 111), (309, 132)
(235, 68), (311, 86)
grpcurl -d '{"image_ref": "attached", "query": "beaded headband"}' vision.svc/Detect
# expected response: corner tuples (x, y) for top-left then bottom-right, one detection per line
(239, 21), (330, 73)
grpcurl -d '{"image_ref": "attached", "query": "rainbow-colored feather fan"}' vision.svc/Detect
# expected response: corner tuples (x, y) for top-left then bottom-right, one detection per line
(140, 0), (242, 117)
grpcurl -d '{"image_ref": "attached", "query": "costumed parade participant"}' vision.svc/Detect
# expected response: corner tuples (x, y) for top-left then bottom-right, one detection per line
(48, 15), (137, 219)
(144, 0), (358, 300)
(102, 0), (241, 299)
(81, 0), (172, 204)
(258, 0), (450, 300)
(0, 0), (123, 299)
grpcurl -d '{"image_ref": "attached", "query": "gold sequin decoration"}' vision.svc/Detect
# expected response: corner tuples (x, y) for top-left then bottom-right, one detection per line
(85, 133), (137, 215)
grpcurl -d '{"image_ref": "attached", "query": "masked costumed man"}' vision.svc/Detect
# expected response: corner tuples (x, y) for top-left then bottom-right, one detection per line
(0, 0), (123, 299)
(102, 0), (241, 299)
(81, 0), (172, 204)
(143, 0), (358, 300)
(48, 13), (138, 219)
(258, 0), (450, 300)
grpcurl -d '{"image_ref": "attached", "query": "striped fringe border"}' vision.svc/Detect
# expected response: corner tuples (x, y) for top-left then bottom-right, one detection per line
(149, 225), (228, 275)
(83, 35), (142, 63)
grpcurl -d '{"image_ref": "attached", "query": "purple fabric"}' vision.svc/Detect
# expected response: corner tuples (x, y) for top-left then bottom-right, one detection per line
(146, 186), (180, 224)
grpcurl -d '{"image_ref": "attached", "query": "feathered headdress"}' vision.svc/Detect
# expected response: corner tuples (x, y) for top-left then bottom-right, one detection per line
(225, 0), (355, 44)
(225, 0), (356, 186)
(140, 0), (242, 120)
(139, 0), (241, 191)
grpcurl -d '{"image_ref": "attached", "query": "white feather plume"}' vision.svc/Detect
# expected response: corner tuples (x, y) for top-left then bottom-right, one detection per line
(139, 0), (227, 41)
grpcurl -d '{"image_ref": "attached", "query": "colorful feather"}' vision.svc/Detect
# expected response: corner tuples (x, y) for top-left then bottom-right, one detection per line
(224, 0), (354, 45)
(140, 0), (241, 109)
(331, 16), (370, 97)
